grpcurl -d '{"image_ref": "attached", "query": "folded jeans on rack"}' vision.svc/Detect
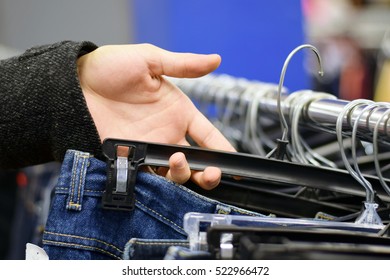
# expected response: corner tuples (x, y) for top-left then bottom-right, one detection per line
(42, 150), (265, 260)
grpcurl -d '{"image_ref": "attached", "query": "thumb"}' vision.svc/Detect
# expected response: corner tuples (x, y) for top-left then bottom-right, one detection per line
(144, 44), (221, 78)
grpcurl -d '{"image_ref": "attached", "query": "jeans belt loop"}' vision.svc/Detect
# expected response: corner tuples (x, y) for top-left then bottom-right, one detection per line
(66, 151), (90, 211)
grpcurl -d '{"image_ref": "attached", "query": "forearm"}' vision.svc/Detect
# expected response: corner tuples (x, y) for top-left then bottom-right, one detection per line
(0, 41), (102, 169)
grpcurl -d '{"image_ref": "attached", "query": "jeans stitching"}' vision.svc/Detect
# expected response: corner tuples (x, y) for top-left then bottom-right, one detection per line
(67, 153), (90, 210)
(156, 177), (260, 216)
(135, 199), (185, 233)
(155, 174), (220, 204)
(232, 208), (259, 216)
(128, 241), (188, 246)
(76, 155), (87, 206)
(57, 187), (104, 195)
(83, 189), (104, 194)
(162, 175), (259, 214)
(43, 231), (123, 254)
(42, 240), (122, 260)
(68, 154), (79, 208)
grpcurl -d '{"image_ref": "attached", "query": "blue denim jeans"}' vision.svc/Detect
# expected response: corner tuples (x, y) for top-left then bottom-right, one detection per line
(42, 150), (264, 260)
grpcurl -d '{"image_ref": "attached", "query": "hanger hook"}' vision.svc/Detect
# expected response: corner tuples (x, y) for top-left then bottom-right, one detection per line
(336, 100), (383, 225)
(373, 104), (390, 197)
(277, 44), (324, 141)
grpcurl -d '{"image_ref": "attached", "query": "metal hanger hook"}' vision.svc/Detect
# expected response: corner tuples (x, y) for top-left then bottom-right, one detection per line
(277, 44), (324, 141)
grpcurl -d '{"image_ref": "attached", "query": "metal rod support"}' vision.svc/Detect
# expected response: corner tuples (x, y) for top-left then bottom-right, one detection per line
(257, 93), (390, 142)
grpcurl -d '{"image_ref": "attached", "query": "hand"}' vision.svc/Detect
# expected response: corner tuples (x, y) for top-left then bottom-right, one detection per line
(77, 43), (235, 189)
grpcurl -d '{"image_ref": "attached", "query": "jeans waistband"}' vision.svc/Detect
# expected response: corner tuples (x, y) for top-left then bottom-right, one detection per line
(57, 150), (260, 228)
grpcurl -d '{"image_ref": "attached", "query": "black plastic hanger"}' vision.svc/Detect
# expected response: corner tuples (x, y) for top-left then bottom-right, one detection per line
(207, 225), (390, 260)
(101, 138), (390, 211)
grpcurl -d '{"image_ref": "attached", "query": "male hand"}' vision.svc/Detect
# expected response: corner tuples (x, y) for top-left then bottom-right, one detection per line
(77, 43), (235, 189)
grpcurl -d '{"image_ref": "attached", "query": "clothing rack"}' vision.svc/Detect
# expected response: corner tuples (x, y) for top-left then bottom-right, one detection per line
(170, 73), (390, 227)
(170, 74), (390, 144)
(255, 94), (390, 141)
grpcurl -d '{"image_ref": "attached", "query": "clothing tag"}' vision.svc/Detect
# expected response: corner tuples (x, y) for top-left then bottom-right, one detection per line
(25, 243), (49, 260)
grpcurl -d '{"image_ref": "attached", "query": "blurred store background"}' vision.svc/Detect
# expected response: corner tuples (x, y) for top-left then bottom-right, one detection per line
(1, 0), (389, 98)
(0, 0), (390, 259)
(302, 0), (390, 101)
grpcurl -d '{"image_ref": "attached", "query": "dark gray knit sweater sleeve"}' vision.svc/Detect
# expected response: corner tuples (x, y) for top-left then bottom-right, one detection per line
(0, 41), (102, 169)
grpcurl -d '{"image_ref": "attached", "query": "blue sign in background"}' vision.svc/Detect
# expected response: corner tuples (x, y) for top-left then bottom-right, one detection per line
(130, 0), (309, 92)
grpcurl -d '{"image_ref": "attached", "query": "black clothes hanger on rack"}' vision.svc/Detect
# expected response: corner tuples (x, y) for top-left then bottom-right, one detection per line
(206, 225), (390, 260)
(185, 176), (387, 220)
(101, 138), (390, 217)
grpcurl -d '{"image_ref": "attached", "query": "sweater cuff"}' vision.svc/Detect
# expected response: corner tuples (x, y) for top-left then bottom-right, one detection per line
(48, 41), (103, 162)
(0, 41), (102, 168)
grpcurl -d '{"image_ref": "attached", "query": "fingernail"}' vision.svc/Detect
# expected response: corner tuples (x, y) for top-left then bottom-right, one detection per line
(176, 158), (186, 169)
(173, 152), (186, 169)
